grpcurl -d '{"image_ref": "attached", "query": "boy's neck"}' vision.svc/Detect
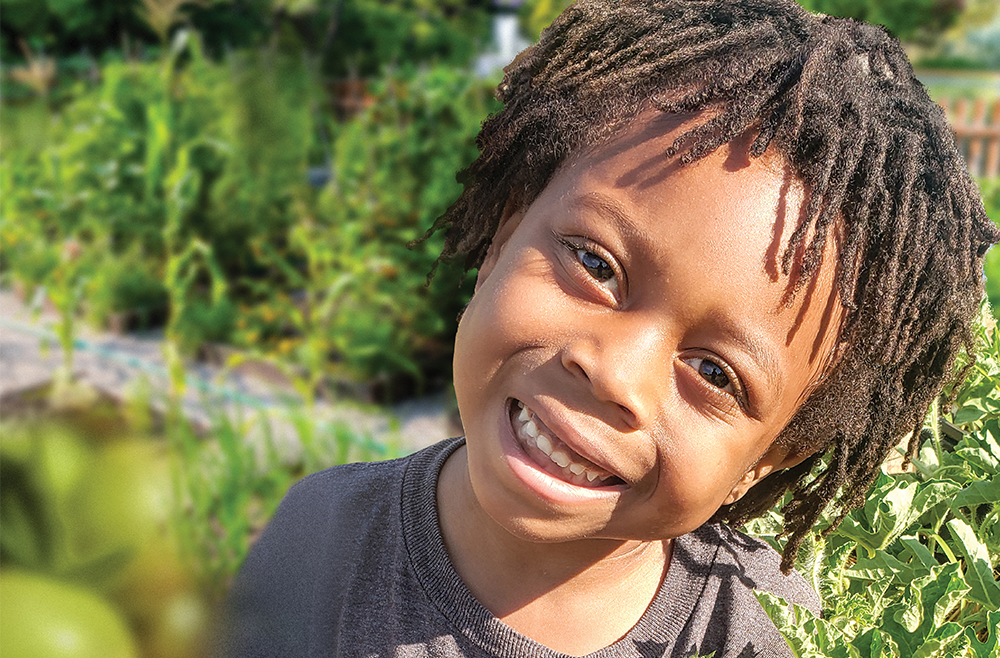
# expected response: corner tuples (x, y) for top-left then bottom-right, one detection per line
(436, 445), (672, 655)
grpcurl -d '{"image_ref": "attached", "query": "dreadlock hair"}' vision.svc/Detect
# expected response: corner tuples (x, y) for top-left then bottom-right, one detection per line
(427, 0), (1000, 572)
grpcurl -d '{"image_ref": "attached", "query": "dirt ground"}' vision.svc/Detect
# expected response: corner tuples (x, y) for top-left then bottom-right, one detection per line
(0, 288), (460, 455)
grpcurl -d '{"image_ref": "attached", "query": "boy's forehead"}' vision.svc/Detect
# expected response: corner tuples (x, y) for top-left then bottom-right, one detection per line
(551, 111), (810, 282)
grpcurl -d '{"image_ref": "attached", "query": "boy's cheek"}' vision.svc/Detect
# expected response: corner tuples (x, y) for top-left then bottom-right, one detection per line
(474, 207), (528, 292)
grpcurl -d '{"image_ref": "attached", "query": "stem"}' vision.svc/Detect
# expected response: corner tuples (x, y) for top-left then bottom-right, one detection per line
(930, 397), (944, 465)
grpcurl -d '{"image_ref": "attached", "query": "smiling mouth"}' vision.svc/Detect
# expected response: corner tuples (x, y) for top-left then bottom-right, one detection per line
(510, 400), (624, 489)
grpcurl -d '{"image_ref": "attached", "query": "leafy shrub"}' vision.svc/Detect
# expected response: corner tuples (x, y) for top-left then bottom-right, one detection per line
(981, 178), (1000, 320)
(1, 36), (496, 386)
(751, 304), (1000, 657)
(317, 0), (490, 78)
(84, 246), (169, 328)
(240, 66), (496, 389)
(518, 0), (963, 42)
(0, 0), (489, 88)
(0, 33), (314, 279)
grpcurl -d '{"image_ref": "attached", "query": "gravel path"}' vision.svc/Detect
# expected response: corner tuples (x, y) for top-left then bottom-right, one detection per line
(0, 288), (458, 455)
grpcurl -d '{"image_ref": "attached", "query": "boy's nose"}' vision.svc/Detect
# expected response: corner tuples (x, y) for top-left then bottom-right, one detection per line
(558, 317), (668, 430)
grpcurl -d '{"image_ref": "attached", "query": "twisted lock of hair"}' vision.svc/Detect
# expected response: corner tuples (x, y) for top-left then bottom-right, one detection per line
(425, 0), (1000, 571)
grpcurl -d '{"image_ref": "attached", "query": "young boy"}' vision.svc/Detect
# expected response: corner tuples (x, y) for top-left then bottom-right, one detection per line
(218, 1), (999, 656)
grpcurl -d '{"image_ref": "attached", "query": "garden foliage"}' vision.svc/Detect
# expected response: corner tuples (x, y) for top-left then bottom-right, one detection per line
(0, 0), (490, 84)
(518, 0), (963, 43)
(0, 33), (493, 389)
(748, 305), (1000, 657)
(981, 179), (1000, 319)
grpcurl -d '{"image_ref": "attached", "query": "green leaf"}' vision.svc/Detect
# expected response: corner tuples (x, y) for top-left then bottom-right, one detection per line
(893, 586), (923, 632)
(911, 622), (970, 658)
(954, 447), (1000, 475)
(899, 536), (939, 572)
(849, 550), (915, 586)
(953, 476), (1000, 511)
(955, 405), (987, 426)
(839, 477), (960, 555)
(850, 628), (900, 658)
(819, 538), (858, 602)
(965, 609), (1000, 658)
(947, 518), (1000, 609)
(756, 591), (846, 658)
(879, 563), (970, 657)
(929, 566), (972, 628)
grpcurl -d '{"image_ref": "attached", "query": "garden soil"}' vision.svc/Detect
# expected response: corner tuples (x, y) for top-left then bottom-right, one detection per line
(0, 288), (458, 455)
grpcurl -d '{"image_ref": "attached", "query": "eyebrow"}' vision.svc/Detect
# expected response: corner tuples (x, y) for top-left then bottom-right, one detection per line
(713, 314), (785, 417)
(569, 193), (660, 259)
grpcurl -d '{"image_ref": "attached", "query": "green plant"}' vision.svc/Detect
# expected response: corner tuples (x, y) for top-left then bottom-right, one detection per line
(315, 0), (489, 78)
(84, 247), (168, 328)
(753, 303), (1000, 657)
(796, 0), (962, 42)
(0, 228), (59, 294)
(44, 239), (96, 384)
(981, 178), (1000, 320)
(520, 0), (964, 42)
(3, 31), (502, 385)
(167, 399), (394, 598)
(278, 65), (491, 387)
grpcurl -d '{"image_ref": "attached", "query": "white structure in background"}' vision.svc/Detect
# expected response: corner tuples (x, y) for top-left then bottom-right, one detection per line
(475, 0), (531, 78)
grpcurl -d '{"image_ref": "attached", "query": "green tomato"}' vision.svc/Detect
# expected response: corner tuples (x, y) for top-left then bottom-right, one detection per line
(67, 440), (173, 561)
(143, 590), (213, 658)
(34, 423), (95, 506)
(0, 570), (138, 658)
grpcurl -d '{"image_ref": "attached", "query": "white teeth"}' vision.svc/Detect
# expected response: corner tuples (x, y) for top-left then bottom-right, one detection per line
(517, 400), (524, 409)
(550, 451), (571, 468)
(514, 402), (617, 487)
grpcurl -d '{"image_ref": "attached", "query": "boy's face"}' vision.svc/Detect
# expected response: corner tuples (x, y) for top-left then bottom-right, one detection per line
(452, 112), (842, 544)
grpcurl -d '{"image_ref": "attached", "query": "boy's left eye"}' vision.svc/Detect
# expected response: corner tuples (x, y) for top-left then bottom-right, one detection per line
(681, 355), (740, 399)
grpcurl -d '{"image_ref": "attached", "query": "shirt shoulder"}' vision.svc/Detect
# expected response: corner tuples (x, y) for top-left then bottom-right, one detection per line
(665, 523), (821, 658)
(214, 440), (459, 658)
(706, 523), (821, 615)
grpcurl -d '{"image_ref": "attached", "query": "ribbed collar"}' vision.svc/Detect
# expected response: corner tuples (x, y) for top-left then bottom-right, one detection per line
(400, 437), (721, 658)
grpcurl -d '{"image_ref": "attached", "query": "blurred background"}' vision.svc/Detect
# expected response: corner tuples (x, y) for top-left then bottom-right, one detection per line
(0, 1), (997, 656)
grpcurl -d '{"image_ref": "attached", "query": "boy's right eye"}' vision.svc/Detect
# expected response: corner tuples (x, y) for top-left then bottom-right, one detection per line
(577, 249), (614, 282)
(559, 238), (622, 299)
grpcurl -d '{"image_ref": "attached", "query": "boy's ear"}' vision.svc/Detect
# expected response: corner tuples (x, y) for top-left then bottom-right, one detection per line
(475, 200), (526, 291)
(722, 446), (813, 506)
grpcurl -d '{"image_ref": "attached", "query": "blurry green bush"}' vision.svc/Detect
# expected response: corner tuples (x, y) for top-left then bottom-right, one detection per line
(1, 32), (493, 393)
(1, 33), (310, 317)
(0, 0), (489, 86)
(519, 0), (964, 49)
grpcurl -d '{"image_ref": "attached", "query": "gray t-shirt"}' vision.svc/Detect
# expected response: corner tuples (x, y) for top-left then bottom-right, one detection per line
(218, 437), (820, 658)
